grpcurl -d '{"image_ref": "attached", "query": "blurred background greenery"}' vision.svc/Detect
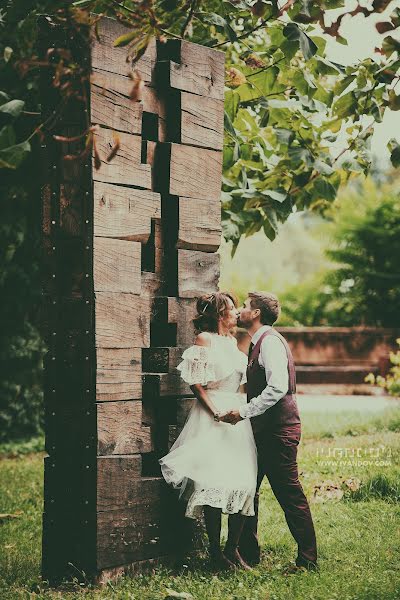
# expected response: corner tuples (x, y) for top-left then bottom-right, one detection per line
(220, 173), (400, 328)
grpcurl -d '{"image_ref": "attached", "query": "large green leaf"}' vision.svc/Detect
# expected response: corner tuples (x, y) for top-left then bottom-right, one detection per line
(113, 29), (138, 47)
(236, 67), (279, 102)
(283, 23), (317, 61)
(382, 35), (400, 57)
(224, 110), (238, 140)
(388, 90), (400, 111)
(0, 139), (30, 169)
(274, 128), (295, 145)
(312, 176), (338, 201)
(0, 99), (24, 119)
(225, 90), (240, 122)
(288, 146), (313, 166)
(0, 92), (10, 106)
(263, 189), (288, 203)
(333, 91), (357, 119)
(199, 12), (227, 27)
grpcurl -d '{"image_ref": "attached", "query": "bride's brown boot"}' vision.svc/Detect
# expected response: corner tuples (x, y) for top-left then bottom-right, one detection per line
(223, 544), (253, 571)
(224, 513), (253, 570)
(209, 547), (236, 571)
(204, 507), (235, 571)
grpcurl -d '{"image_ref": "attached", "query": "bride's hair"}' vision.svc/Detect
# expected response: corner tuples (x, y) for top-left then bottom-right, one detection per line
(193, 291), (238, 334)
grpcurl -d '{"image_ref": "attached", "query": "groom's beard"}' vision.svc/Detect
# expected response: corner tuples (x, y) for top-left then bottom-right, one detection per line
(237, 317), (250, 329)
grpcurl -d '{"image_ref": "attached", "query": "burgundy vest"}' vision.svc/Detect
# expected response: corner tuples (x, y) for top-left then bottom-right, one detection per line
(246, 328), (300, 435)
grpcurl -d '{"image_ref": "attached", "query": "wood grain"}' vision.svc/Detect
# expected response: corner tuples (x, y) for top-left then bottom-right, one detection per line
(142, 85), (167, 142)
(92, 17), (156, 82)
(96, 347), (142, 401)
(177, 196), (221, 252)
(162, 40), (225, 100)
(169, 143), (223, 200)
(93, 181), (160, 242)
(91, 69), (143, 134)
(180, 92), (224, 150)
(97, 455), (143, 510)
(93, 238), (141, 294)
(141, 271), (166, 298)
(95, 293), (150, 348)
(97, 400), (152, 455)
(93, 127), (151, 190)
(97, 499), (167, 567)
(177, 249), (220, 298)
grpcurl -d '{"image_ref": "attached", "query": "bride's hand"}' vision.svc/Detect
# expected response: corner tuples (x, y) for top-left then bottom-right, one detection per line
(213, 411), (221, 422)
(219, 410), (243, 425)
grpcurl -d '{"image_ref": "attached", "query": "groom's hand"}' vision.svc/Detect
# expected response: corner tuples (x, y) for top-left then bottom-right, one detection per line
(219, 410), (243, 425)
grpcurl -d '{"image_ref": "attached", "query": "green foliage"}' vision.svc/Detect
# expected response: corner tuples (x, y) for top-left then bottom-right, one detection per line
(366, 339), (400, 398)
(324, 182), (400, 326)
(219, 211), (330, 306)
(277, 180), (400, 327)
(0, 2), (52, 442)
(0, 435), (44, 457)
(276, 273), (344, 327)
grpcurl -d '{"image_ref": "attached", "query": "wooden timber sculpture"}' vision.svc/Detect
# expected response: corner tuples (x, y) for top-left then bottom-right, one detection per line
(39, 15), (225, 583)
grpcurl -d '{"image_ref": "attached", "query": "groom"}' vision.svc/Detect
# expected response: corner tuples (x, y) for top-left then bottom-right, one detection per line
(220, 291), (317, 571)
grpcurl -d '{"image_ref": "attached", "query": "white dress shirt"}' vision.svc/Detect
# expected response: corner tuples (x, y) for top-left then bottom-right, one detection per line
(239, 325), (289, 419)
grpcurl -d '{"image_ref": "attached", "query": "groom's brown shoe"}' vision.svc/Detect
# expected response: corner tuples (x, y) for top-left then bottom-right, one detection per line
(295, 558), (318, 571)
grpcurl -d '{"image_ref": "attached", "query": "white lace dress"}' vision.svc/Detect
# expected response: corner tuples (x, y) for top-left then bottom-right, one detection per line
(159, 333), (257, 519)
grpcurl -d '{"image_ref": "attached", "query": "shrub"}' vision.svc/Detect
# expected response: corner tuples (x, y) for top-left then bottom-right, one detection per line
(279, 180), (400, 327)
(365, 339), (400, 398)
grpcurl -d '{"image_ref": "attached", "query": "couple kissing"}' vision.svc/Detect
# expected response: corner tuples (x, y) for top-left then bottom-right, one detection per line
(159, 291), (317, 573)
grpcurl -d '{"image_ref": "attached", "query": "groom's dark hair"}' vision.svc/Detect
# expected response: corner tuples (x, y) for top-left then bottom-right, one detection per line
(248, 291), (280, 325)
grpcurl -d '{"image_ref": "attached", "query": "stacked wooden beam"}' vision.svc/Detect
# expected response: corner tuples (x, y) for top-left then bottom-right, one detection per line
(40, 16), (225, 582)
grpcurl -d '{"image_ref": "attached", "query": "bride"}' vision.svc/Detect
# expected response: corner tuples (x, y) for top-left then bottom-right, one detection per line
(159, 292), (257, 570)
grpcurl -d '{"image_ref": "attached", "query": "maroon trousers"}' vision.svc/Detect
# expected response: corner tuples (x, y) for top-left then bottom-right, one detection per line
(239, 424), (317, 566)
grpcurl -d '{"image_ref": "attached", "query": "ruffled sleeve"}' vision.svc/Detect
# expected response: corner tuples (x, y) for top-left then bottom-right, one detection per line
(176, 345), (217, 386)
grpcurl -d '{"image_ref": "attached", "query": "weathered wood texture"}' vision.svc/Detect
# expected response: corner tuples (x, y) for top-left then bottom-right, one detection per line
(180, 92), (224, 149)
(93, 182), (160, 242)
(41, 15), (224, 583)
(158, 143), (223, 200)
(92, 17), (156, 82)
(151, 296), (197, 346)
(95, 293), (151, 348)
(91, 69), (143, 134)
(93, 127), (152, 189)
(96, 348), (142, 401)
(94, 238), (141, 293)
(177, 249), (220, 298)
(97, 400), (152, 456)
(159, 39), (225, 100)
(177, 196), (222, 252)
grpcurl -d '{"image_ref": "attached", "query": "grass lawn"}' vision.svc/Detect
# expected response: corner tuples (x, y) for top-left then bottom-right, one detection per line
(1, 403), (399, 600)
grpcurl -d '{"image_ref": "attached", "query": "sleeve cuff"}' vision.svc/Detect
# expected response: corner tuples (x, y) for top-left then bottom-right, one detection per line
(239, 405), (249, 419)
